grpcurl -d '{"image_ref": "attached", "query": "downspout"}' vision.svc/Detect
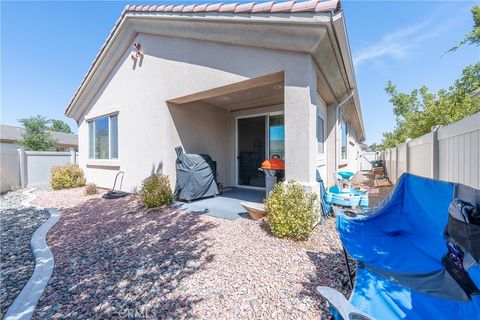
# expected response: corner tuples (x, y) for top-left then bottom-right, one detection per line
(329, 11), (357, 171)
(335, 89), (355, 171)
(330, 11), (366, 143)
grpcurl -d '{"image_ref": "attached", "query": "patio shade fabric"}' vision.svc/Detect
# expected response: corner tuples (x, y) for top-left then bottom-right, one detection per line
(336, 173), (480, 319)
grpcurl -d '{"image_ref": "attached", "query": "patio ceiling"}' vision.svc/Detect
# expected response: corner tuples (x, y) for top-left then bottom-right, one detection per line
(167, 72), (284, 112)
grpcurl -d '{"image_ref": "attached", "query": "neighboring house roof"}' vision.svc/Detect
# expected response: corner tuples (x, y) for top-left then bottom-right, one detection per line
(0, 124), (78, 146)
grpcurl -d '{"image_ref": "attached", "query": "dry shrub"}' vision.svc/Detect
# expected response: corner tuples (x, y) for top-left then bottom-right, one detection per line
(50, 164), (86, 190)
(139, 174), (173, 208)
(84, 183), (98, 195)
(265, 180), (319, 240)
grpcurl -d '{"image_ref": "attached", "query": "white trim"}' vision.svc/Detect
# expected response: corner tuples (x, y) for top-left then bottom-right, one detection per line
(87, 113), (119, 161)
(316, 106), (327, 163)
(85, 110), (119, 121)
(340, 112), (348, 161)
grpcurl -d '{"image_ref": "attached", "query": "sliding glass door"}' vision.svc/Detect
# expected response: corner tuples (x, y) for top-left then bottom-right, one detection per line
(237, 113), (284, 188)
(237, 116), (266, 188)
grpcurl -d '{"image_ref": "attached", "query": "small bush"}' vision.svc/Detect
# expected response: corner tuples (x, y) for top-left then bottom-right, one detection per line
(265, 180), (319, 240)
(84, 183), (98, 195)
(50, 164), (86, 190)
(139, 174), (173, 208)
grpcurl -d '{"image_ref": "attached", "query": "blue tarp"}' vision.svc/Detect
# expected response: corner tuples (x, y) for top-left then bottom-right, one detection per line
(337, 173), (480, 319)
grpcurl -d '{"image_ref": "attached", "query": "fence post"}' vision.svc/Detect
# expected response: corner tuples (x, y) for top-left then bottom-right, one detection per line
(17, 149), (27, 188)
(405, 138), (411, 173)
(70, 147), (76, 164)
(431, 126), (441, 179)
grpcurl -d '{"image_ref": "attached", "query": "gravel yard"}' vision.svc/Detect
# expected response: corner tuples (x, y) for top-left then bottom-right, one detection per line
(0, 190), (50, 318)
(31, 187), (353, 319)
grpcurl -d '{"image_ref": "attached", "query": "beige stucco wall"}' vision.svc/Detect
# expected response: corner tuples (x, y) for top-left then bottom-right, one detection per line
(78, 33), (320, 193)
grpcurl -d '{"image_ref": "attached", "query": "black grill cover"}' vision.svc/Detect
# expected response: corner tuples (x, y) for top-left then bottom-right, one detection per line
(174, 146), (220, 201)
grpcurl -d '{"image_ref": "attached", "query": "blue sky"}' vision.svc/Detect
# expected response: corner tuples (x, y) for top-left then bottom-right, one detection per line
(1, 1), (478, 144)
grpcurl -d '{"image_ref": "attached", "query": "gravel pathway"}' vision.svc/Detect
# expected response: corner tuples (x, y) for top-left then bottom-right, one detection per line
(0, 189), (50, 318)
(31, 187), (354, 320)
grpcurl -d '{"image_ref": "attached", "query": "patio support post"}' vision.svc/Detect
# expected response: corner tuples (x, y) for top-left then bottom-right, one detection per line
(283, 59), (319, 195)
(326, 103), (337, 187)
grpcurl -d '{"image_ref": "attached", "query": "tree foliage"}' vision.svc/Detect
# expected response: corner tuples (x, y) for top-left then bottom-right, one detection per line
(17, 115), (58, 151)
(380, 63), (480, 148)
(368, 143), (384, 152)
(448, 6), (480, 52)
(378, 6), (480, 150)
(50, 119), (72, 134)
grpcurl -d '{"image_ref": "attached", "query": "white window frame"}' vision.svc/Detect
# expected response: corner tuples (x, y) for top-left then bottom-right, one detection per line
(316, 106), (326, 164)
(340, 115), (348, 162)
(88, 113), (118, 160)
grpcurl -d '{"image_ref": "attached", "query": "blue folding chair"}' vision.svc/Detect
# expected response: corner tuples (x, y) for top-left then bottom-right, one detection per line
(318, 173), (480, 319)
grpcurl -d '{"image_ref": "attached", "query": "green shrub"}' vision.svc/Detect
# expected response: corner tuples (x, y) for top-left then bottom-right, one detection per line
(139, 174), (173, 208)
(50, 164), (86, 190)
(265, 180), (319, 240)
(84, 183), (98, 195)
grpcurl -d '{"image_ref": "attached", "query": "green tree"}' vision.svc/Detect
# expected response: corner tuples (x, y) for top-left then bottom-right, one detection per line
(368, 143), (383, 152)
(49, 119), (72, 134)
(448, 6), (480, 52)
(378, 6), (480, 150)
(17, 115), (58, 151)
(380, 63), (480, 149)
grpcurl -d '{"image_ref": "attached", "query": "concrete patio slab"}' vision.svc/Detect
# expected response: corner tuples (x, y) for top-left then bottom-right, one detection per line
(173, 188), (265, 220)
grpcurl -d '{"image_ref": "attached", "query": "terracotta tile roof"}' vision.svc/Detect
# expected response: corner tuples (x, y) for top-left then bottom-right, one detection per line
(66, 0), (341, 116)
(121, 0), (340, 14)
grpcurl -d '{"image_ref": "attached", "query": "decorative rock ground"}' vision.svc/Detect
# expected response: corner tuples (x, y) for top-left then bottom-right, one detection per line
(32, 187), (357, 319)
(0, 190), (50, 318)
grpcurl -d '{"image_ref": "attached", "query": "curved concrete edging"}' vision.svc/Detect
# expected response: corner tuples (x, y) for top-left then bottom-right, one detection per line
(5, 189), (61, 320)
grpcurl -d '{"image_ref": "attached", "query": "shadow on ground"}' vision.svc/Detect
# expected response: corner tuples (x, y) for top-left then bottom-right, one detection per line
(301, 251), (356, 320)
(33, 195), (218, 319)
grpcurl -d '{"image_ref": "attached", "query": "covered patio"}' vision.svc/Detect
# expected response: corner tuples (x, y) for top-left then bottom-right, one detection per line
(167, 72), (286, 192)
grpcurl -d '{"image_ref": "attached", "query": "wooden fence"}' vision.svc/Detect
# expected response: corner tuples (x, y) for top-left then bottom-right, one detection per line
(381, 112), (480, 189)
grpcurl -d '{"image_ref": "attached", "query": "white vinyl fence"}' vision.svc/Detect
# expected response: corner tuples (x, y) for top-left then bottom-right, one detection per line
(381, 112), (480, 189)
(360, 151), (378, 171)
(0, 148), (78, 193)
(0, 151), (21, 193)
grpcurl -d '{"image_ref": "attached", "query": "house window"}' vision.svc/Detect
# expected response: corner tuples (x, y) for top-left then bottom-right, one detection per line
(316, 114), (325, 154)
(88, 114), (118, 159)
(341, 119), (347, 160)
(269, 114), (285, 159)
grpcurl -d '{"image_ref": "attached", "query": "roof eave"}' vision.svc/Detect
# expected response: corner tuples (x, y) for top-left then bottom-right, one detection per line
(65, 12), (337, 120)
(330, 12), (366, 142)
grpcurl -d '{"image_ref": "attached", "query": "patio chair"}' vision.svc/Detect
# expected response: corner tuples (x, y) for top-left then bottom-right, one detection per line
(317, 173), (480, 319)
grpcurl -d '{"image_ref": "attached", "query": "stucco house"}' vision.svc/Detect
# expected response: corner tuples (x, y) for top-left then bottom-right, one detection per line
(65, 0), (365, 195)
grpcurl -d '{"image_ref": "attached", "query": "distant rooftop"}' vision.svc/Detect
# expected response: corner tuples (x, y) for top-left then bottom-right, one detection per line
(0, 124), (78, 146)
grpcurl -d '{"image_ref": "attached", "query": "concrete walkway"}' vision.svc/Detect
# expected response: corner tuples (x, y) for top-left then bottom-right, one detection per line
(4, 190), (60, 320)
